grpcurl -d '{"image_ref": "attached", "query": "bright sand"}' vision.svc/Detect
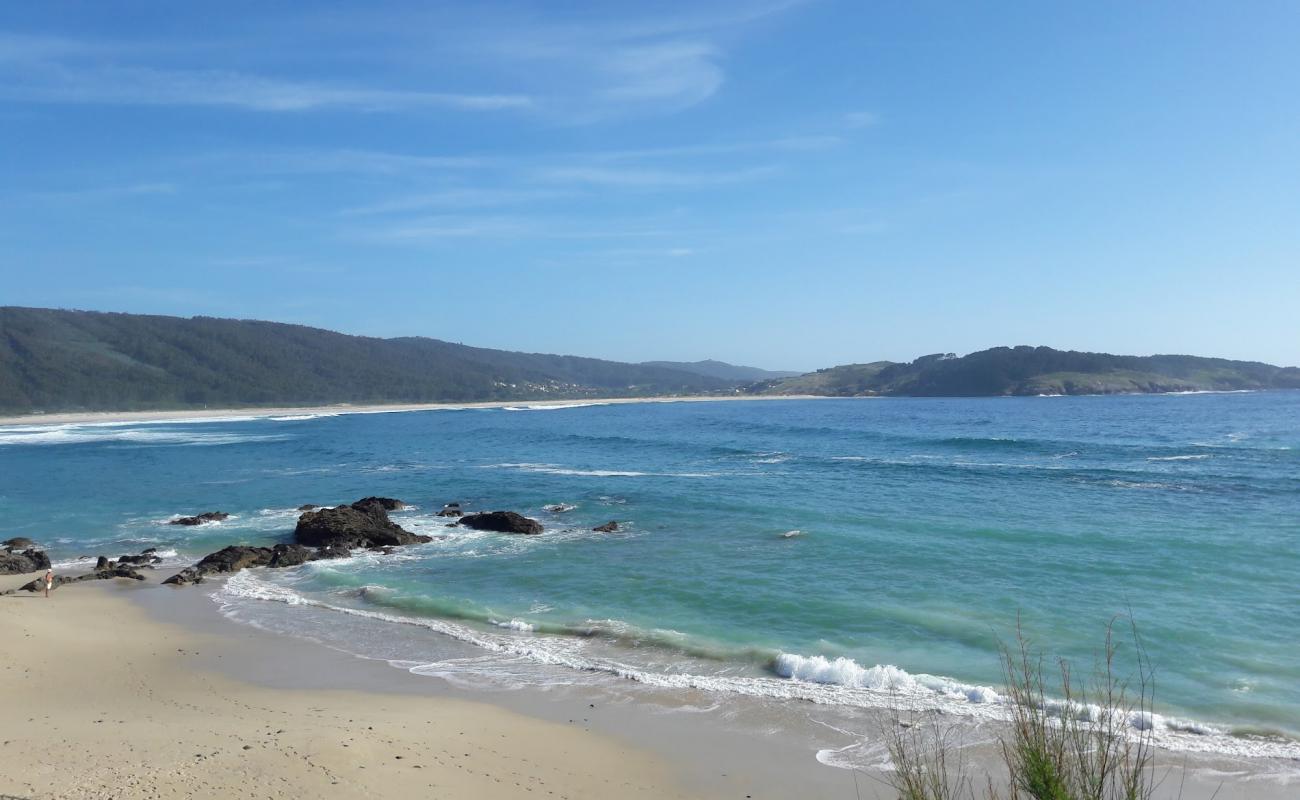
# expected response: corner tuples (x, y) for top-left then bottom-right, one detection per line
(0, 395), (820, 428)
(0, 574), (704, 800)
(1, 573), (1294, 799)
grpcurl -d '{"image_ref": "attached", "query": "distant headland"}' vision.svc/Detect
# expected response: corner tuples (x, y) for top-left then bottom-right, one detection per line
(1, 306), (1296, 415)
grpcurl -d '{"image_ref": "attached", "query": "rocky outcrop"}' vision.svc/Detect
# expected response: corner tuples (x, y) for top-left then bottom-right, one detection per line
(352, 497), (406, 512)
(436, 502), (463, 517)
(297, 504), (321, 511)
(294, 499), (431, 549)
(459, 511), (543, 535)
(6, 564), (147, 594)
(0, 548), (51, 575)
(170, 512), (230, 526)
(268, 543), (315, 568)
(592, 521), (620, 533)
(2, 537), (35, 550)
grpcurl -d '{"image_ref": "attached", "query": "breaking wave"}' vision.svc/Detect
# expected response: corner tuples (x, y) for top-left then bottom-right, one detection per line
(214, 571), (1300, 761)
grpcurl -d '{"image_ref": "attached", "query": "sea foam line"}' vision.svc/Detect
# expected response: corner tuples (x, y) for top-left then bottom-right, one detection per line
(214, 572), (1300, 762)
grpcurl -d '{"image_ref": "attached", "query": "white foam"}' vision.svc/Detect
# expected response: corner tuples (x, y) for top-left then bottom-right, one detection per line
(491, 618), (536, 633)
(543, 503), (577, 513)
(780, 530), (804, 538)
(501, 402), (610, 411)
(213, 574), (1300, 761)
(1147, 454), (1211, 461)
(483, 462), (717, 478)
(267, 413), (339, 421)
(0, 424), (290, 448)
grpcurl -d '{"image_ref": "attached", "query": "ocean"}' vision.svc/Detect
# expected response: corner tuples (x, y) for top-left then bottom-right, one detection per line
(2, 394), (1297, 764)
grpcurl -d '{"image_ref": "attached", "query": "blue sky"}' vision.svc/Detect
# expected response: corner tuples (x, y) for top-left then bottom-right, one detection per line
(2, 1), (1297, 371)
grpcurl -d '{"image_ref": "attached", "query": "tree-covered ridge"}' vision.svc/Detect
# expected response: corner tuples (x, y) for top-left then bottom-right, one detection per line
(758, 346), (1300, 397)
(0, 307), (732, 413)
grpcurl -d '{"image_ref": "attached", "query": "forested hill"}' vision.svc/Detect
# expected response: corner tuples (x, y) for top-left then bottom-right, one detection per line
(756, 346), (1300, 397)
(641, 359), (800, 382)
(0, 307), (733, 413)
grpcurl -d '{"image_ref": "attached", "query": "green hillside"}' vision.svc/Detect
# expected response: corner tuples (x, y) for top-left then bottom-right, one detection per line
(0, 307), (733, 413)
(641, 359), (800, 382)
(758, 346), (1300, 397)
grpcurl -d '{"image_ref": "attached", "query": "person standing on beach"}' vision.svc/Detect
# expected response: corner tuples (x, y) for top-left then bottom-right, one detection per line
(44, 568), (53, 598)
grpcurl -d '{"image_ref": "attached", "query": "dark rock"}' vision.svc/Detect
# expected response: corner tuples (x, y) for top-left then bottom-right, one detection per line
(352, 496), (406, 512)
(0, 548), (51, 575)
(544, 504), (577, 513)
(459, 511), (543, 535)
(592, 521), (620, 533)
(313, 545), (352, 560)
(436, 502), (463, 518)
(297, 504), (321, 511)
(21, 565), (145, 592)
(2, 537), (35, 551)
(163, 570), (203, 586)
(267, 543), (313, 568)
(142, 547), (157, 555)
(116, 553), (155, 566)
(170, 512), (230, 526)
(95, 556), (110, 570)
(294, 500), (431, 549)
(195, 545), (275, 574)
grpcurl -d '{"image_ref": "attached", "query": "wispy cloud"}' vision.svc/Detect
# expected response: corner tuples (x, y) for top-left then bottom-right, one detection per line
(24, 182), (177, 203)
(354, 213), (681, 244)
(188, 149), (488, 175)
(586, 134), (843, 162)
(0, 32), (530, 113)
(844, 111), (879, 129)
(339, 188), (572, 217)
(536, 165), (777, 188)
(1, 62), (531, 112)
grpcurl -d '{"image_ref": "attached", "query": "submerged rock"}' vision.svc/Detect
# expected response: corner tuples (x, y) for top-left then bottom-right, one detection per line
(170, 511), (230, 526)
(0, 548), (51, 575)
(544, 503), (577, 513)
(2, 537), (35, 551)
(592, 521), (619, 533)
(436, 502), (463, 518)
(459, 511), (543, 535)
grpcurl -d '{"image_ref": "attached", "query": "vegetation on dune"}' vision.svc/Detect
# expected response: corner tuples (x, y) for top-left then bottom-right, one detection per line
(883, 620), (1157, 800)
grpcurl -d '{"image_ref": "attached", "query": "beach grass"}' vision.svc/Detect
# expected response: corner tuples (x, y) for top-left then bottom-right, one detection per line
(884, 617), (1156, 800)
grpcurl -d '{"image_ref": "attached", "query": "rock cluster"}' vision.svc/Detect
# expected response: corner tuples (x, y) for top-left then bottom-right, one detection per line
(164, 497), (431, 586)
(0, 547), (51, 575)
(0, 547), (160, 594)
(169, 512), (230, 526)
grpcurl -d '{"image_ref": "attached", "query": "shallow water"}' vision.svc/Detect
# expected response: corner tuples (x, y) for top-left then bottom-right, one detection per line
(3, 394), (1297, 760)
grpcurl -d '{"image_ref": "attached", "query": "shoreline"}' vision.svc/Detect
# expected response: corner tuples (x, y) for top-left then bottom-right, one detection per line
(3, 574), (1294, 800)
(0, 574), (726, 800)
(0, 394), (823, 428)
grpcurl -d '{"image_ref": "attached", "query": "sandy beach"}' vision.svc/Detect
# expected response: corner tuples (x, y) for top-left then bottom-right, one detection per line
(0, 395), (821, 428)
(0, 573), (708, 800)
(3, 571), (1293, 800)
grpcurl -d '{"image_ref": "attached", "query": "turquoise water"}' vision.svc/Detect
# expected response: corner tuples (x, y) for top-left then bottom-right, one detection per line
(2, 394), (1297, 756)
